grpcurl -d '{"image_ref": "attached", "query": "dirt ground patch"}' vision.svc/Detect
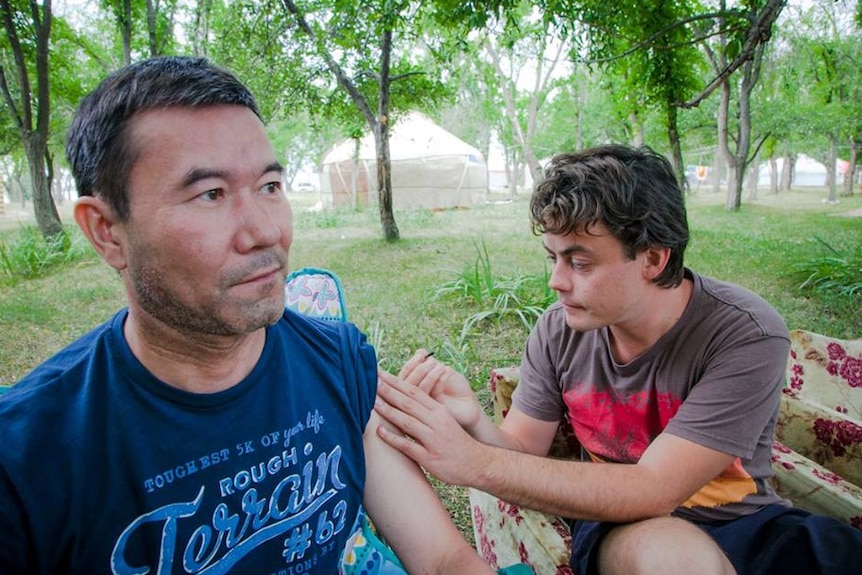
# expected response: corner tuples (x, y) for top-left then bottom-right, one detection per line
(832, 207), (862, 218)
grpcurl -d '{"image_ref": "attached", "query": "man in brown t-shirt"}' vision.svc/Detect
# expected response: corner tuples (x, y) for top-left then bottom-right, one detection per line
(375, 144), (862, 575)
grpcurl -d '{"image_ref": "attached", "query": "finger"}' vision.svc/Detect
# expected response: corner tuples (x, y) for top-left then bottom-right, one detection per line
(413, 362), (449, 395)
(376, 424), (429, 463)
(374, 390), (432, 439)
(378, 370), (438, 411)
(397, 349), (431, 380)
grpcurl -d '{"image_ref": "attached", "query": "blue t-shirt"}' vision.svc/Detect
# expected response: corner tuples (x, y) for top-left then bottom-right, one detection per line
(0, 309), (378, 575)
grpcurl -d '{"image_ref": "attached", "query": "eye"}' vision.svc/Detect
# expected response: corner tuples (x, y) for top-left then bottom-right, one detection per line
(199, 189), (223, 202)
(261, 181), (282, 195)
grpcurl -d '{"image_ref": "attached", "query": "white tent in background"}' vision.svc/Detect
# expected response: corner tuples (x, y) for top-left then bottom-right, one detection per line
(320, 112), (488, 210)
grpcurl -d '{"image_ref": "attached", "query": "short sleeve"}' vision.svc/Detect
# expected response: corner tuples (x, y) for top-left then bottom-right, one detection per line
(339, 322), (379, 431)
(0, 463), (29, 572)
(512, 307), (568, 422)
(664, 333), (789, 458)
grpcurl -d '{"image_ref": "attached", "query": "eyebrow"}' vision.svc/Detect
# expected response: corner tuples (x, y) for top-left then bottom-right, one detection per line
(543, 241), (591, 257)
(181, 162), (285, 188)
(264, 162), (285, 177)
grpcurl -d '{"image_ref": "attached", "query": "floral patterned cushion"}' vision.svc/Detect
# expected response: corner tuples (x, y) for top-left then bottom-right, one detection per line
(469, 368), (574, 574)
(772, 330), (862, 528)
(470, 330), (862, 572)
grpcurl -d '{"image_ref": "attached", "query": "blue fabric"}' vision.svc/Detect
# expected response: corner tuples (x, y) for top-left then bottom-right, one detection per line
(0, 308), (378, 574)
(702, 504), (862, 575)
(568, 504), (862, 575)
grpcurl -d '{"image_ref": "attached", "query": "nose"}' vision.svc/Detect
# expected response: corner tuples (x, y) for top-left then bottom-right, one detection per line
(547, 259), (571, 293)
(234, 194), (285, 253)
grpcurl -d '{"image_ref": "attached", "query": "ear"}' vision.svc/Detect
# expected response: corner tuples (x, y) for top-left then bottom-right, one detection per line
(642, 246), (671, 281)
(74, 197), (127, 272)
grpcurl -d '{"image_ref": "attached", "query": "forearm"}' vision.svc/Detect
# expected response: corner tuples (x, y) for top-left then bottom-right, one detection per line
(436, 544), (498, 574)
(469, 443), (679, 523)
(464, 409), (529, 452)
(375, 375), (735, 524)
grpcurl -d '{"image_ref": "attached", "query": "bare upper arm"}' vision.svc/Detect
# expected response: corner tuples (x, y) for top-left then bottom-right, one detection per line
(499, 405), (562, 456)
(362, 411), (493, 574)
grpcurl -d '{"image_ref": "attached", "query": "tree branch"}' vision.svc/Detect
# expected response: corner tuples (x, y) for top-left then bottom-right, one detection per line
(680, 0), (787, 109)
(0, 0), (32, 131)
(579, 11), (745, 64)
(280, 0), (376, 127)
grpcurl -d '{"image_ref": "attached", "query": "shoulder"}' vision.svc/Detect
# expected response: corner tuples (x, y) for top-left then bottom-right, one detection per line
(2, 311), (122, 407)
(534, 301), (567, 340)
(277, 309), (367, 352)
(274, 309), (376, 376)
(689, 271), (788, 340)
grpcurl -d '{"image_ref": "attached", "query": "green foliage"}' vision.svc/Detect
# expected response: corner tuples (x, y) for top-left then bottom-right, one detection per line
(432, 240), (555, 345)
(791, 238), (862, 297)
(0, 226), (90, 284)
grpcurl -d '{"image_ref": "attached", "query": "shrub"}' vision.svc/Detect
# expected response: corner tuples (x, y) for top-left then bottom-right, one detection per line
(792, 238), (862, 297)
(432, 240), (556, 346)
(0, 226), (90, 283)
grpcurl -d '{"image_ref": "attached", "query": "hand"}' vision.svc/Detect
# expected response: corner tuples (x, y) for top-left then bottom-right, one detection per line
(375, 369), (487, 486)
(397, 350), (482, 431)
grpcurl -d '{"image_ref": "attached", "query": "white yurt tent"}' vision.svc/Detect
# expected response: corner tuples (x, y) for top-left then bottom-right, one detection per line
(320, 112), (488, 210)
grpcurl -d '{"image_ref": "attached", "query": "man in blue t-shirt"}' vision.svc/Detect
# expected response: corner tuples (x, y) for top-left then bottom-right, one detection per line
(0, 56), (494, 575)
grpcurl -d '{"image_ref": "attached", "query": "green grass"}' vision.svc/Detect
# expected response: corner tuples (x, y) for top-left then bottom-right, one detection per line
(1, 187), (860, 542)
(0, 224), (91, 283)
(790, 238), (862, 297)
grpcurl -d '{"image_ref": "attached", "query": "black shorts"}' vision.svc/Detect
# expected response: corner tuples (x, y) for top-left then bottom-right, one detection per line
(568, 505), (862, 575)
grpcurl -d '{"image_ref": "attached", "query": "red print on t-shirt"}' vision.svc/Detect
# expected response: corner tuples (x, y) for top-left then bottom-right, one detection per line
(563, 385), (683, 463)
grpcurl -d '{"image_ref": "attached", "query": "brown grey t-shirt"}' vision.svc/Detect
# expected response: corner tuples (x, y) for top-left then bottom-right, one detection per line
(513, 269), (791, 521)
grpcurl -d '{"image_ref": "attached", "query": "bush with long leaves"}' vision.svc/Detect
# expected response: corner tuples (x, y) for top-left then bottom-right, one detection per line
(0, 226), (89, 284)
(792, 237), (862, 297)
(432, 240), (556, 346)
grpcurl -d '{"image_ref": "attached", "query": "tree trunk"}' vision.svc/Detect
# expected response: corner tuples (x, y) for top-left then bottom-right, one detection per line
(374, 120), (398, 240)
(769, 157), (778, 195)
(25, 134), (62, 238)
(666, 105), (687, 193)
(485, 38), (548, 186)
(842, 134), (856, 197)
(280, 0), (399, 240)
(147, 0), (158, 56)
(122, 0), (132, 65)
(779, 153), (795, 191)
(351, 137), (360, 209)
(508, 158), (519, 198)
(375, 27), (398, 241)
(825, 138), (838, 203)
(711, 145), (723, 194)
(726, 163), (742, 210)
(0, 0), (63, 239)
(717, 74), (742, 210)
(746, 156), (759, 200)
(721, 41), (763, 211)
(629, 111), (644, 147)
(192, 0), (212, 56)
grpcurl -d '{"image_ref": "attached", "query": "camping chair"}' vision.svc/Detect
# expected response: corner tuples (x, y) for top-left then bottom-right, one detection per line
(285, 267), (349, 322)
(283, 267), (534, 575)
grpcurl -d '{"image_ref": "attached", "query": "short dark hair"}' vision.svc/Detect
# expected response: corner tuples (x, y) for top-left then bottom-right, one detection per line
(530, 144), (689, 288)
(66, 56), (262, 220)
